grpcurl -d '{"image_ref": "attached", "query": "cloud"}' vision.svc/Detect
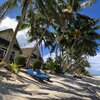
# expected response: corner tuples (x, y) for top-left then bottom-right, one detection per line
(16, 29), (28, 48)
(43, 53), (56, 62)
(43, 51), (60, 62)
(87, 53), (100, 75)
(0, 17), (18, 30)
(21, 41), (37, 48)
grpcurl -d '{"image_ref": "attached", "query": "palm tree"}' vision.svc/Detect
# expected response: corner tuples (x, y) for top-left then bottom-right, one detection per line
(45, 0), (98, 73)
(60, 13), (100, 72)
(0, 0), (66, 65)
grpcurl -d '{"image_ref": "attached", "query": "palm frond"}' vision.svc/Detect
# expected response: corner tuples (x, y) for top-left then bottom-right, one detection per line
(0, 0), (20, 20)
(80, 0), (96, 9)
(93, 25), (100, 30)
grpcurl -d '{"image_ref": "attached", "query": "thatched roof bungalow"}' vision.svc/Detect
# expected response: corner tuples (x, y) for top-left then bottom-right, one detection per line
(0, 28), (21, 61)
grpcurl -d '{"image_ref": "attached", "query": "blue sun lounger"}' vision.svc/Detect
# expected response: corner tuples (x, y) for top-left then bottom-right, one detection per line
(35, 69), (50, 80)
(27, 69), (50, 81)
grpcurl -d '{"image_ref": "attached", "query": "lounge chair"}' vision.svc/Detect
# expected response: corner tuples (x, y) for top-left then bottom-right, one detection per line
(35, 69), (50, 81)
(27, 69), (50, 81)
(73, 73), (82, 79)
(27, 69), (41, 81)
(35, 69), (42, 74)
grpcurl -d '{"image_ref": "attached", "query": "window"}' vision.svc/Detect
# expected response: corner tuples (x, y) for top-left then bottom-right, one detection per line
(0, 49), (5, 58)
(10, 51), (15, 60)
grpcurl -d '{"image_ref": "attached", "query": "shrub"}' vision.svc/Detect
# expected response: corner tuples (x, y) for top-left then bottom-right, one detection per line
(32, 60), (42, 70)
(0, 62), (5, 68)
(42, 64), (48, 70)
(14, 55), (26, 67)
(54, 64), (63, 74)
(43, 62), (63, 74)
(10, 63), (20, 73)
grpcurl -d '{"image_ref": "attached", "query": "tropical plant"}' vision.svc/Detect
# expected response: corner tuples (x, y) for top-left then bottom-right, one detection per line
(66, 57), (91, 76)
(14, 55), (26, 67)
(43, 0), (98, 75)
(10, 63), (20, 74)
(32, 60), (42, 70)
(59, 14), (100, 73)
(0, 62), (5, 67)
(44, 57), (55, 72)
(44, 57), (63, 74)
(49, 0), (99, 74)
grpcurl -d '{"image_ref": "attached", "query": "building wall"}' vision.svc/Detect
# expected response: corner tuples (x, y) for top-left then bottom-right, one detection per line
(21, 47), (40, 58)
(0, 45), (20, 62)
(21, 48), (32, 58)
(0, 29), (21, 61)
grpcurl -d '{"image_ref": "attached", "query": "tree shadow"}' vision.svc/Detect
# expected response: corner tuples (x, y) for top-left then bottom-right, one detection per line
(0, 81), (50, 100)
(0, 95), (3, 100)
(54, 76), (100, 100)
(0, 69), (100, 100)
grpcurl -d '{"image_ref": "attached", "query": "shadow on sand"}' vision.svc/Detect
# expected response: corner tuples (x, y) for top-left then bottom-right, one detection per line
(0, 69), (100, 100)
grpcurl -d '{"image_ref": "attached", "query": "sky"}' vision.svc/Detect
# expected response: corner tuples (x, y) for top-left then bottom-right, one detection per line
(0, 0), (100, 75)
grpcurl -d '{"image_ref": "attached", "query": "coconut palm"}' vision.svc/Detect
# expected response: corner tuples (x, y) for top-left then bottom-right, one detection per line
(60, 13), (100, 72)
(49, 0), (98, 72)
(0, 0), (66, 65)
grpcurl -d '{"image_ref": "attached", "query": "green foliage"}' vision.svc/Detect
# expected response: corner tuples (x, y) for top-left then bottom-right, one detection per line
(0, 62), (20, 74)
(45, 62), (62, 74)
(44, 57), (55, 71)
(0, 62), (5, 67)
(32, 60), (42, 70)
(14, 55), (26, 67)
(10, 63), (20, 74)
(72, 58), (91, 76)
(54, 64), (63, 74)
(45, 62), (55, 72)
(44, 57), (63, 74)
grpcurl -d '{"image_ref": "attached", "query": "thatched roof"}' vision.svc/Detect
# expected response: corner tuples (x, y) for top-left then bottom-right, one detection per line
(0, 28), (20, 50)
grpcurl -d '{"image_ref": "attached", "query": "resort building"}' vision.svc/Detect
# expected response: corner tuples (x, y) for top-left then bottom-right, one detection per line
(0, 29), (21, 62)
(21, 46), (42, 61)
(0, 28), (42, 62)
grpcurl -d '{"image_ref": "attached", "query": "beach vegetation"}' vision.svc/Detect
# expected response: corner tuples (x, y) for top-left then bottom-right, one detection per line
(32, 60), (42, 70)
(14, 55), (26, 67)
(10, 63), (20, 74)
(44, 57), (63, 74)
(0, 62), (5, 68)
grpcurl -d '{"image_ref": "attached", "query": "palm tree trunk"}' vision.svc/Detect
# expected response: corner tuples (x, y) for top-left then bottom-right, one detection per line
(26, 27), (48, 68)
(60, 46), (63, 69)
(3, 0), (28, 65)
(36, 40), (40, 60)
(56, 43), (58, 58)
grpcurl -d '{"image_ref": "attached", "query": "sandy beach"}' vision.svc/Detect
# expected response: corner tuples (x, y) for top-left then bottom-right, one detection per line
(0, 68), (100, 100)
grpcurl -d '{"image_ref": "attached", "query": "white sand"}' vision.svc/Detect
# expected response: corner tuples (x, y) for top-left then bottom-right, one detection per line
(0, 68), (100, 100)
